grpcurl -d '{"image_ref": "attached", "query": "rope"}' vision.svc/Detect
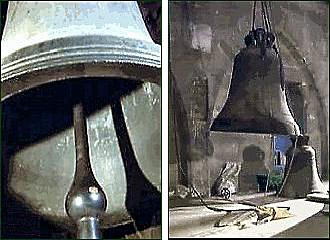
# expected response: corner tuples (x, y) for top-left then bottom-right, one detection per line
(263, 2), (299, 190)
(264, 1), (299, 187)
(251, 1), (273, 34)
(251, 1), (257, 31)
(264, 1), (272, 32)
(261, 1), (270, 33)
(278, 136), (298, 196)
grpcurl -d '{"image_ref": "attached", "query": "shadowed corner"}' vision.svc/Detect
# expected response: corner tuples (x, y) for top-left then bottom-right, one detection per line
(138, 0), (161, 45)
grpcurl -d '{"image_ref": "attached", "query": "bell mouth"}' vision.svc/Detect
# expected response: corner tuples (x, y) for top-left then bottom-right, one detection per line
(2, 77), (161, 229)
(1, 35), (160, 69)
(1, 62), (160, 102)
(210, 117), (299, 136)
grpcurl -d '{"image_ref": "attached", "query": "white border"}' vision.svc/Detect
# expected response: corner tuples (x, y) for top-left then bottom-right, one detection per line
(161, 0), (169, 239)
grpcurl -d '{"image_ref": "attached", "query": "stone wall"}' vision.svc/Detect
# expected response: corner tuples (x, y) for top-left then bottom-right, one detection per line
(209, 132), (273, 193)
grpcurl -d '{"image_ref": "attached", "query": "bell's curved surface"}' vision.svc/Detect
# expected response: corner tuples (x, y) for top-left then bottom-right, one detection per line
(1, 1), (160, 101)
(4, 80), (161, 229)
(279, 135), (326, 198)
(1, 1), (161, 233)
(211, 45), (301, 135)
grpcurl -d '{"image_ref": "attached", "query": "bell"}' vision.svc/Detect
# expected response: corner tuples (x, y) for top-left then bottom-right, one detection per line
(211, 28), (301, 135)
(1, 1), (160, 101)
(279, 135), (327, 198)
(1, 1), (161, 238)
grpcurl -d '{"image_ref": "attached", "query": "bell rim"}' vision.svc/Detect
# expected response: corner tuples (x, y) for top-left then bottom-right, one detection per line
(1, 34), (161, 101)
(1, 35), (160, 67)
(1, 62), (161, 102)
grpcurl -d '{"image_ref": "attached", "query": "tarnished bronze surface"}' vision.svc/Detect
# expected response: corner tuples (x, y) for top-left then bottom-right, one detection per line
(1, 2), (161, 101)
(4, 79), (161, 229)
(1, 1), (161, 234)
(279, 135), (326, 198)
(211, 46), (300, 135)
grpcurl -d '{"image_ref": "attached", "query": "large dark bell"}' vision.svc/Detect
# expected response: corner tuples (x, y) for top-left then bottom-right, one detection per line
(211, 37), (301, 135)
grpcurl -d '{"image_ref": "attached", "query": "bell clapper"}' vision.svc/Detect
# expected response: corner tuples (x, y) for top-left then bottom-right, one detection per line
(65, 101), (107, 239)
